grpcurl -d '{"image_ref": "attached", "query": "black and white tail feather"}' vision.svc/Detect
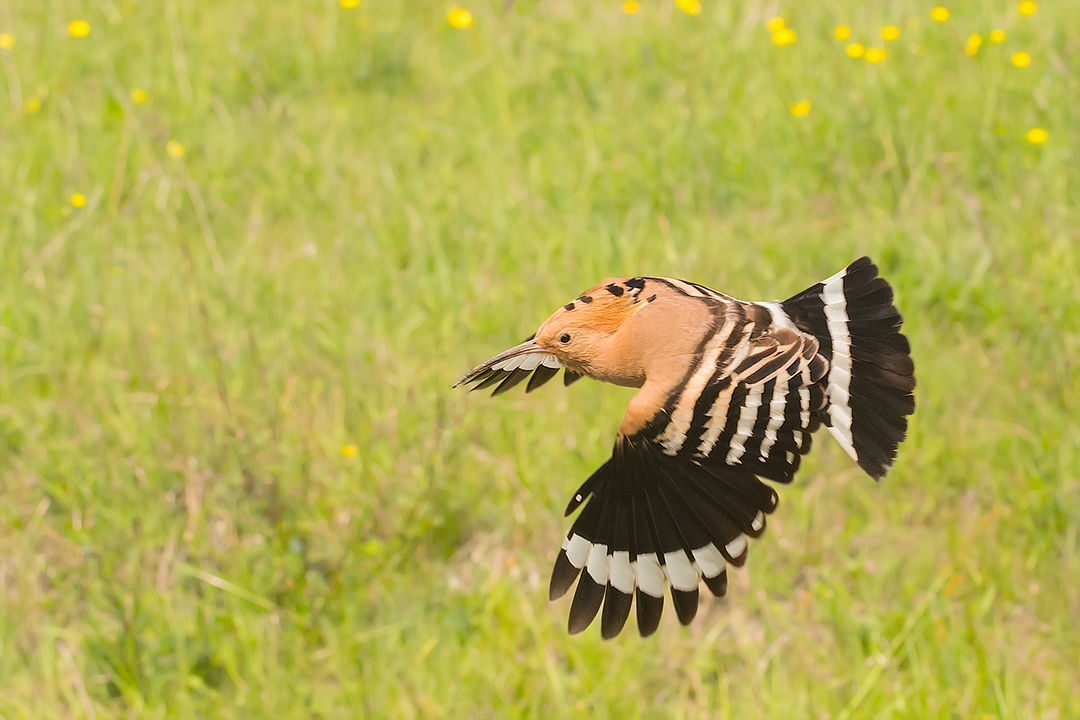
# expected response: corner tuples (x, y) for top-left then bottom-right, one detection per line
(548, 257), (915, 637)
(780, 256), (916, 479)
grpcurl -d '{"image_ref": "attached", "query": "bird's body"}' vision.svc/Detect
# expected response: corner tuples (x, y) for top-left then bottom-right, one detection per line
(456, 257), (915, 638)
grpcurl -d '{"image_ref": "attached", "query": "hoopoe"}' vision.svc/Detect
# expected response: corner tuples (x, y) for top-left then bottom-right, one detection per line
(455, 257), (915, 638)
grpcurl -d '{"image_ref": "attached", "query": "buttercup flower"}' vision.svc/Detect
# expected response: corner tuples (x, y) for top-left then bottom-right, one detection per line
(339, 0), (360, 7)
(130, 88), (147, 103)
(68, 20), (90, 37)
(930, 7), (949, 22)
(1018, 1), (1037, 16)
(834, 25), (851, 41)
(766, 17), (784, 32)
(965, 33), (982, 56)
(341, 444), (359, 457)
(1026, 127), (1047, 144)
(0, 33), (14, 50)
(846, 43), (866, 58)
(772, 27), (796, 46)
(71, 193), (87, 208)
(166, 140), (185, 158)
(881, 26), (900, 41)
(622, 1), (640, 13)
(446, 7), (473, 28)
(676, 0), (702, 16)
(789, 100), (811, 118)
(865, 47), (886, 63)
(1011, 51), (1031, 68)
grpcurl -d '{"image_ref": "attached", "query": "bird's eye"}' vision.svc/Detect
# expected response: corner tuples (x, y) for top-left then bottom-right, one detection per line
(560, 333), (571, 344)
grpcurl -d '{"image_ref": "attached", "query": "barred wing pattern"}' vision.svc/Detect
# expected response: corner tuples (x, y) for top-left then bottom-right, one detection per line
(655, 322), (827, 480)
(549, 439), (776, 637)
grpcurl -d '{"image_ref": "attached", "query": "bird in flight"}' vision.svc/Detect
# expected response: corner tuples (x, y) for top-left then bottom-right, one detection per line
(455, 257), (915, 638)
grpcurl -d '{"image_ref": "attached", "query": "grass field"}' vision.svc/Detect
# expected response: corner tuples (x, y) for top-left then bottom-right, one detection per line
(1, 0), (1078, 717)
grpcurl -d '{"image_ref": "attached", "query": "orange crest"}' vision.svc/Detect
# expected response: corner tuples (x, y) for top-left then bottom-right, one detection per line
(544, 277), (650, 335)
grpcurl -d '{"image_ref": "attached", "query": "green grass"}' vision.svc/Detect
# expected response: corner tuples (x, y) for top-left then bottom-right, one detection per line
(1, 0), (1078, 717)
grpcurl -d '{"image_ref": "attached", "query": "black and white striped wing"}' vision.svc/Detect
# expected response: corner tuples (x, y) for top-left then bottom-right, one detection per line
(550, 326), (828, 638)
(657, 324), (828, 481)
(549, 439), (777, 638)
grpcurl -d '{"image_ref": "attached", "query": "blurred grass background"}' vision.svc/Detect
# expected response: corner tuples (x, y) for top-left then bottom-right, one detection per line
(1, 0), (1078, 717)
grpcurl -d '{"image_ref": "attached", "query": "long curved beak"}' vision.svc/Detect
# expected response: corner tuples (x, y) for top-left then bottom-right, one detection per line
(454, 338), (568, 395)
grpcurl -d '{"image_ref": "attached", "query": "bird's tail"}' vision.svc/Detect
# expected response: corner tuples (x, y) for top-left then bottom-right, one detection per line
(780, 257), (915, 478)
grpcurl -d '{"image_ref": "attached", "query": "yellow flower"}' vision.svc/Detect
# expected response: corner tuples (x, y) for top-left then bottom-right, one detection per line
(846, 42), (866, 58)
(1026, 127), (1047, 144)
(446, 7), (473, 28)
(71, 193), (87, 208)
(68, 20), (91, 38)
(1011, 51), (1031, 68)
(622, 0), (640, 13)
(130, 88), (147, 103)
(834, 25), (851, 41)
(0, 33), (14, 50)
(789, 100), (811, 118)
(25, 98), (41, 112)
(930, 7), (949, 22)
(341, 444), (359, 457)
(865, 47), (886, 63)
(166, 140), (185, 158)
(676, 0), (702, 15)
(340, 0), (360, 7)
(766, 16), (784, 32)
(771, 28), (797, 46)
(1018, 1), (1037, 16)
(965, 33), (982, 56)
(910, 43), (925, 55)
(881, 26), (900, 41)
(989, 29), (1006, 43)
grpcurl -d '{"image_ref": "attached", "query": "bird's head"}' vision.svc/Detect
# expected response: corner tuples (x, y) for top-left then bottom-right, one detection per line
(532, 278), (651, 382)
